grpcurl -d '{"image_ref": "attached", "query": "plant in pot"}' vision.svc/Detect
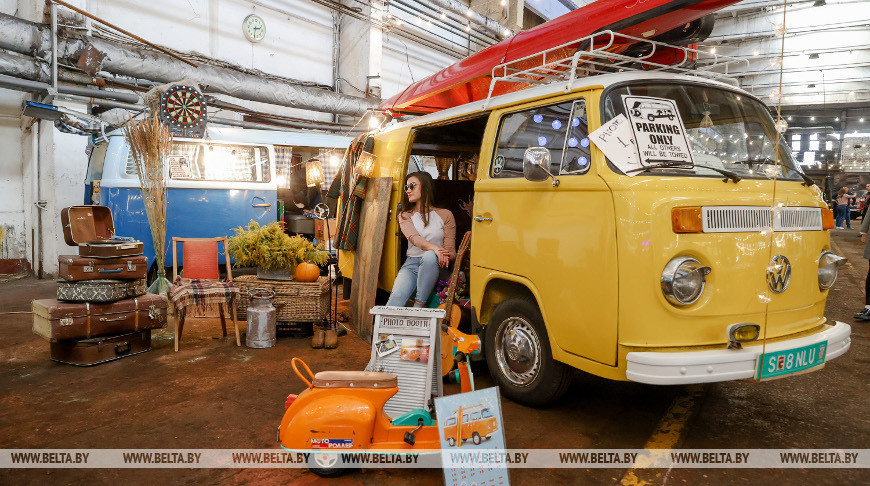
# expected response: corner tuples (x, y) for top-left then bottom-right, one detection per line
(227, 221), (329, 281)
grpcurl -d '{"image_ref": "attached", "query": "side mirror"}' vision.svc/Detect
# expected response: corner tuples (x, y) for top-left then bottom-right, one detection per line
(523, 147), (560, 187)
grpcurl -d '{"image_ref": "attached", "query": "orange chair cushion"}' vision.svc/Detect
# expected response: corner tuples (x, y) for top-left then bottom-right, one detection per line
(181, 240), (219, 279)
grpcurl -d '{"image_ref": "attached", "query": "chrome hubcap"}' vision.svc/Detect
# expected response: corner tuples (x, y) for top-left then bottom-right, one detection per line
(495, 317), (541, 386)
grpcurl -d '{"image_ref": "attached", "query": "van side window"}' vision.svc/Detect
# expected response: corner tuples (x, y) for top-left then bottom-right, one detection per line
(445, 417), (456, 426)
(560, 101), (591, 175)
(168, 143), (271, 182)
(492, 99), (588, 178)
(480, 408), (493, 419)
(470, 412), (481, 421)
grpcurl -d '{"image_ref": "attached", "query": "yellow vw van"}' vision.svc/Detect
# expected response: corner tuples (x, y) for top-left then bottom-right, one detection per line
(442, 403), (499, 447)
(341, 69), (852, 406)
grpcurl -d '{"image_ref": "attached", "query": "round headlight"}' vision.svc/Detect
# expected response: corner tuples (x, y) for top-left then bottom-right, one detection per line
(661, 257), (711, 306)
(818, 250), (845, 290)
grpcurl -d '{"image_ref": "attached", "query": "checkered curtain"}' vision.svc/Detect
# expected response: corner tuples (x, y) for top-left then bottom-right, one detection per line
(319, 148), (340, 190)
(275, 145), (294, 186)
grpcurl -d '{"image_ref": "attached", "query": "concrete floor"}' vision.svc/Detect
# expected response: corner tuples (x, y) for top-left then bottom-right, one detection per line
(1, 230), (869, 485)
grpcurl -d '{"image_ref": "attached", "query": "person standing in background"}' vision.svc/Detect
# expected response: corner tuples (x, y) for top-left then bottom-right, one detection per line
(861, 183), (870, 220)
(854, 216), (870, 321)
(835, 187), (855, 229)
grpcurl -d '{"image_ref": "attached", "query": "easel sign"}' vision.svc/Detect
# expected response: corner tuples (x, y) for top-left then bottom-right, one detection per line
(367, 306), (444, 418)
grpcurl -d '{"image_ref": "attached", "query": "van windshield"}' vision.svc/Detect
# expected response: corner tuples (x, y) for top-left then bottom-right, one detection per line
(603, 82), (804, 181)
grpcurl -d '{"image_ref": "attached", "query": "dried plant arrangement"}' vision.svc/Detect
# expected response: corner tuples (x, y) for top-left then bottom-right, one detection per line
(227, 221), (329, 272)
(123, 115), (172, 295)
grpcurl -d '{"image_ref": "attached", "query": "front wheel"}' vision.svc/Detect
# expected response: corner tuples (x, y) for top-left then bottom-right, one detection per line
(472, 432), (481, 445)
(485, 297), (571, 406)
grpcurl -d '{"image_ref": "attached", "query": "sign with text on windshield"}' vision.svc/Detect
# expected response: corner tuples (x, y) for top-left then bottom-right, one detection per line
(622, 95), (695, 167)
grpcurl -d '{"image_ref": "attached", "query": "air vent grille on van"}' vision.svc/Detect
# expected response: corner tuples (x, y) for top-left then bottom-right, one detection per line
(125, 151), (138, 176)
(702, 206), (822, 232)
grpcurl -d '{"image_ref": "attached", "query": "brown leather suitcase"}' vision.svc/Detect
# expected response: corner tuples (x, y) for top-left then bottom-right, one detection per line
(56, 279), (147, 303)
(50, 330), (152, 366)
(32, 294), (168, 341)
(61, 205), (144, 258)
(58, 254), (148, 281)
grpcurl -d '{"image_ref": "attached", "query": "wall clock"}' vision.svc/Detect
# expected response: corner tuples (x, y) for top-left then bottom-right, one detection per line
(243, 14), (266, 43)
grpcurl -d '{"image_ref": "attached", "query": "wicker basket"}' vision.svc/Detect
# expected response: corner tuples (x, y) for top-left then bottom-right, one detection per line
(235, 275), (330, 322)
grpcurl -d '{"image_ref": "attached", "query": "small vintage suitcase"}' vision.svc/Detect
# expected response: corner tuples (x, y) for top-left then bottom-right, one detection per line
(32, 294), (168, 341)
(61, 205), (144, 258)
(58, 254), (148, 281)
(50, 330), (152, 366)
(56, 279), (147, 303)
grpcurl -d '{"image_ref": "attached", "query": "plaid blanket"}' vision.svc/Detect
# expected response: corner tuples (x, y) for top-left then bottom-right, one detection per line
(168, 277), (240, 314)
(328, 134), (373, 252)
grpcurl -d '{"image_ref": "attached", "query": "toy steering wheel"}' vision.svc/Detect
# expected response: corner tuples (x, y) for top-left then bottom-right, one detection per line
(313, 203), (329, 219)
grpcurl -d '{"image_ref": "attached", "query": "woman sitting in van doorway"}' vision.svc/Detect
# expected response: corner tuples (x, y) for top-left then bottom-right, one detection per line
(386, 171), (456, 307)
(835, 186), (855, 230)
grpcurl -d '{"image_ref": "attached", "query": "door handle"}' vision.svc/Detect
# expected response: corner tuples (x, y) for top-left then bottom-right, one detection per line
(252, 203), (272, 208)
(474, 216), (493, 222)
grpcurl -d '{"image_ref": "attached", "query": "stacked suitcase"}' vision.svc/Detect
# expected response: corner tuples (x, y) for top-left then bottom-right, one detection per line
(32, 206), (168, 366)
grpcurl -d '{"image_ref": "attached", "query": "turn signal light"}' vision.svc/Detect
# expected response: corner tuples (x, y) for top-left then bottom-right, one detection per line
(727, 323), (760, 343)
(672, 207), (703, 233)
(821, 208), (834, 230)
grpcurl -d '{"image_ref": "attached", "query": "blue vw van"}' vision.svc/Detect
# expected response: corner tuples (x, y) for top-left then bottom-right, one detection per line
(85, 126), (351, 278)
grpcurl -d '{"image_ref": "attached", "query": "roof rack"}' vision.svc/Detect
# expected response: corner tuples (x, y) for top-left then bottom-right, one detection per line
(483, 30), (749, 109)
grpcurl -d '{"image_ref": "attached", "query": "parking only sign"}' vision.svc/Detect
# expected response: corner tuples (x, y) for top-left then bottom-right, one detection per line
(622, 95), (694, 167)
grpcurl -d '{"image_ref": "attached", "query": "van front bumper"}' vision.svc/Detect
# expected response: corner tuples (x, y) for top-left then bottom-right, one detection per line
(625, 321), (851, 385)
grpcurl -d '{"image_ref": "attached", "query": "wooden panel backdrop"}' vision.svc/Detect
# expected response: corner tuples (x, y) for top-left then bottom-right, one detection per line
(349, 177), (392, 342)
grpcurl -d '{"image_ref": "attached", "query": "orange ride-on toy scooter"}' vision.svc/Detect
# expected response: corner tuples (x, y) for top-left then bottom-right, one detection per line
(278, 326), (480, 477)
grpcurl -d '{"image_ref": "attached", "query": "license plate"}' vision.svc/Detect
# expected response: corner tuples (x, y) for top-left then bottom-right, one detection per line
(756, 341), (827, 380)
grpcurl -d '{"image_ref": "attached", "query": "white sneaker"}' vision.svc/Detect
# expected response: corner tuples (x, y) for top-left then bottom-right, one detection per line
(836, 226), (845, 229)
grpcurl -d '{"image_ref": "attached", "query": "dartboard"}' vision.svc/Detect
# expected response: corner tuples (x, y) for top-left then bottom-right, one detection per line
(159, 85), (207, 137)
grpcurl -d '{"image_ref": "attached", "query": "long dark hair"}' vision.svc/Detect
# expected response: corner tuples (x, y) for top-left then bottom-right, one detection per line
(401, 171), (435, 226)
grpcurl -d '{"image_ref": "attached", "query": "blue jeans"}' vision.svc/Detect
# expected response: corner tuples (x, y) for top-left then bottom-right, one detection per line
(836, 204), (850, 228)
(386, 250), (440, 307)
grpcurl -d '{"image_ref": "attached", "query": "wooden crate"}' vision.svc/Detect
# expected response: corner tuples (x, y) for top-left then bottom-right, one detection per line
(235, 275), (330, 322)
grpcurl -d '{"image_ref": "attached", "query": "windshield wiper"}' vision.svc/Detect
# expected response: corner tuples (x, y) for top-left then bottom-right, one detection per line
(626, 160), (741, 183)
(732, 157), (816, 187)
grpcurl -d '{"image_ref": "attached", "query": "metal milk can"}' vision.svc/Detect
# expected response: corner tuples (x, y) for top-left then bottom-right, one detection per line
(246, 288), (276, 348)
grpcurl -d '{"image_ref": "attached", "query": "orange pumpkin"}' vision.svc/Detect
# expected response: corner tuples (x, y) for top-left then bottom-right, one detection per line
(294, 262), (320, 282)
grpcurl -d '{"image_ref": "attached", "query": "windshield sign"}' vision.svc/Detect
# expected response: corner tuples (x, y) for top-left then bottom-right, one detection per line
(603, 83), (803, 181)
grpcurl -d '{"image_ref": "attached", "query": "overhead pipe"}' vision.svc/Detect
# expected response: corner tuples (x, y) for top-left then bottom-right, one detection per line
(210, 116), (364, 134)
(0, 13), (378, 117)
(424, 0), (510, 39)
(0, 51), (142, 103)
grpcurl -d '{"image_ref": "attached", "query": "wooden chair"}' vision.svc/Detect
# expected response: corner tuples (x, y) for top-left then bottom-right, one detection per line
(170, 237), (240, 351)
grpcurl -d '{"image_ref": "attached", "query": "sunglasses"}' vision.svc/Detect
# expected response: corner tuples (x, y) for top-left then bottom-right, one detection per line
(404, 182), (418, 192)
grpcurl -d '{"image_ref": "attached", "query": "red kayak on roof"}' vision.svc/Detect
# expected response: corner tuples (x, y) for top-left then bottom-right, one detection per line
(380, 0), (741, 116)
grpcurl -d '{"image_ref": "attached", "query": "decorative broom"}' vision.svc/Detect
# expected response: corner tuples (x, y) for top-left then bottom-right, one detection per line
(123, 115), (172, 295)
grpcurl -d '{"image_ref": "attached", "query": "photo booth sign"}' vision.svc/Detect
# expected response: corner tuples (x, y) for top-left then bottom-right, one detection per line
(367, 306), (444, 418)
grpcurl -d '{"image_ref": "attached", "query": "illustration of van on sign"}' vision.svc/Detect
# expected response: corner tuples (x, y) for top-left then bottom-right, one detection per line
(628, 100), (675, 122)
(442, 403), (499, 447)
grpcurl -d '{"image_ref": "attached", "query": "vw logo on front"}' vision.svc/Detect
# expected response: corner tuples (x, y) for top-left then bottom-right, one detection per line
(767, 255), (791, 294)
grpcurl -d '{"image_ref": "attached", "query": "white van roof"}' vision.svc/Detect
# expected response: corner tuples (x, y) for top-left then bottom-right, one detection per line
(385, 71), (745, 132)
(106, 125), (353, 149)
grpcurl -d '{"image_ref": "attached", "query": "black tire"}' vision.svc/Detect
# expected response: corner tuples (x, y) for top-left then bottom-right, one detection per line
(472, 432), (481, 445)
(448, 437), (456, 447)
(309, 466), (347, 478)
(485, 297), (571, 406)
